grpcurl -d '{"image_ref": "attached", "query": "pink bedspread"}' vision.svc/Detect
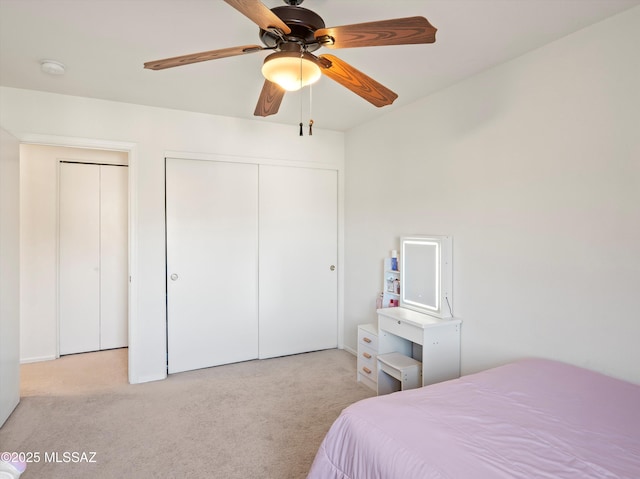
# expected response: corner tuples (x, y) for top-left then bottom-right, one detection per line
(307, 358), (640, 479)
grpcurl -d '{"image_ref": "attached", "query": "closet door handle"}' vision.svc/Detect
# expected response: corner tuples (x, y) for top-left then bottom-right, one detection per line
(170, 274), (179, 281)
(330, 265), (336, 271)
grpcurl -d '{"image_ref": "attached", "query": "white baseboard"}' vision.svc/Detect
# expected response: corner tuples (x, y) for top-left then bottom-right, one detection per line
(20, 355), (56, 364)
(129, 372), (167, 385)
(343, 345), (357, 356)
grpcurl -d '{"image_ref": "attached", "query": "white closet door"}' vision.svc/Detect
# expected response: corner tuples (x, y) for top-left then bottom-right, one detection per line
(259, 165), (338, 358)
(59, 163), (101, 355)
(166, 159), (259, 374)
(100, 165), (128, 349)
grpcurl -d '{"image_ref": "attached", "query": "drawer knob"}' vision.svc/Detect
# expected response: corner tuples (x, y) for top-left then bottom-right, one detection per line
(397, 320), (401, 325)
(362, 366), (372, 374)
(362, 352), (372, 359)
(363, 337), (372, 343)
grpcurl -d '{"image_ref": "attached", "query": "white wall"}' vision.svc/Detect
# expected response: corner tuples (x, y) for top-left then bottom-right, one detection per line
(344, 7), (640, 383)
(19, 145), (127, 363)
(0, 91), (345, 383)
(0, 128), (20, 426)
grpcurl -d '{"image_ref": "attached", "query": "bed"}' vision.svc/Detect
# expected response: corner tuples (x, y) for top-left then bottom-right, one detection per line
(307, 358), (640, 479)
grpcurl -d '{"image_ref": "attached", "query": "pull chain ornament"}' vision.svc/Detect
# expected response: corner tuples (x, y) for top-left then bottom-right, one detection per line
(297, 58), (316, 137)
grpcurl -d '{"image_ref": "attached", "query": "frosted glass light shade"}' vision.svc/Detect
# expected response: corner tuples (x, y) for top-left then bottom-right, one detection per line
(261, 52), (321, 92)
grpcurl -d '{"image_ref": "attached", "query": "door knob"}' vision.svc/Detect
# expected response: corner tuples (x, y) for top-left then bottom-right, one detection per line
(170, 274), (179, 281)
(330, 265), (336, 271)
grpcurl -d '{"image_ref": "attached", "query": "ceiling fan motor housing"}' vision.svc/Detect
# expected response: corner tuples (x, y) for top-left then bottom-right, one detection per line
(260, 6), (326, 52)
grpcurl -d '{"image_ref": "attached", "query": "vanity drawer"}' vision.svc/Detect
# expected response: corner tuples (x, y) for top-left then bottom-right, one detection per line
(359, 344), (377, 367)
(358, 326), (378, 351)
(379, 315), (423, 344)
(357, 358), (377, 381)
(357, 323), (379, 391)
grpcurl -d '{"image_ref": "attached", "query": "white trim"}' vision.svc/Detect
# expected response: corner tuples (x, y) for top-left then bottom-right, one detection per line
(55, 159), (60, 358)
(343, 345), (357, 356)
(336, 161), (345, 351)
(20, 355), (57, 364)
(164, 150), (339, 170)
(20, 134), (134, 153)
(15, 133), (140, 384)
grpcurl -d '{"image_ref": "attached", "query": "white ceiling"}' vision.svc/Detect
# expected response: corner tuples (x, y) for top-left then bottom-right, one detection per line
(1, 0), (638, 131)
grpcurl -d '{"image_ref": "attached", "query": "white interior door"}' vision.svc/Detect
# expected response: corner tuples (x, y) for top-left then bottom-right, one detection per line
(59, 163), (101, 355)
(259, 165), (338, 358)
(100, 165), (128, 349)
(166, 159), (259, 374)
(0, 128), (20, 427)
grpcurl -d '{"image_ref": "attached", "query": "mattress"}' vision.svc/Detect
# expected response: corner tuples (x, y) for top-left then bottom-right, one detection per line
(307, 358), (640, 479)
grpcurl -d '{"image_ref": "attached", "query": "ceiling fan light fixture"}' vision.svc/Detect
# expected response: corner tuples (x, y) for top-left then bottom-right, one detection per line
(261, 51), (321, 92)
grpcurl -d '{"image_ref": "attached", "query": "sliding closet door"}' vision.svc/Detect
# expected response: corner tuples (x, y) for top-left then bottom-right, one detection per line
(259, 165), (338, 358)
(59, 163), (101, 354)
(100, 165), (128, 349)
(166, 159), (259, 374)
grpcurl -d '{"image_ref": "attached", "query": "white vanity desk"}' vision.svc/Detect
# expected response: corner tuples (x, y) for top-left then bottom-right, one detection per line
(377, 307), (461, 387)
(366, 235), (461, 394)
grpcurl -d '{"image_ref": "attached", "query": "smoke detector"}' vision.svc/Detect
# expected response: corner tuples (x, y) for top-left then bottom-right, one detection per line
(40, 60), (66, 75)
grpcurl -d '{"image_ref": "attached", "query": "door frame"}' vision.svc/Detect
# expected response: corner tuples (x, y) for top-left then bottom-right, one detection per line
(18, 133), (139, 384)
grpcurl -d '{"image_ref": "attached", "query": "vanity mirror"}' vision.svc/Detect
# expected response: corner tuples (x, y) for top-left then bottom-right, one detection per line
(400, 235), (453, 318)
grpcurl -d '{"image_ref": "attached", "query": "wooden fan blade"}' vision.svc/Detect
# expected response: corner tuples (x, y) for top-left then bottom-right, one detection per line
(254, 80), (286, 117)
(315, 16), (436, 49)
(144, 45), (263, 70)
(317, 54), (398, 107)
(224, 0), (291, 34)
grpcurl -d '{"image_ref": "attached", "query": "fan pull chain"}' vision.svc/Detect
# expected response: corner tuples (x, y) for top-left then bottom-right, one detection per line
(308, 84), (313, 136)
(299, 54), (304, 136)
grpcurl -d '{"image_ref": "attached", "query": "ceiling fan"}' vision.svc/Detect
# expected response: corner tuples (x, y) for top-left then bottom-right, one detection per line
(144, 0), (437, 118)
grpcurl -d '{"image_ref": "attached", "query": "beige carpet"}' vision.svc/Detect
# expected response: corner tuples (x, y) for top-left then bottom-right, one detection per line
(1, 348), (374, 479)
